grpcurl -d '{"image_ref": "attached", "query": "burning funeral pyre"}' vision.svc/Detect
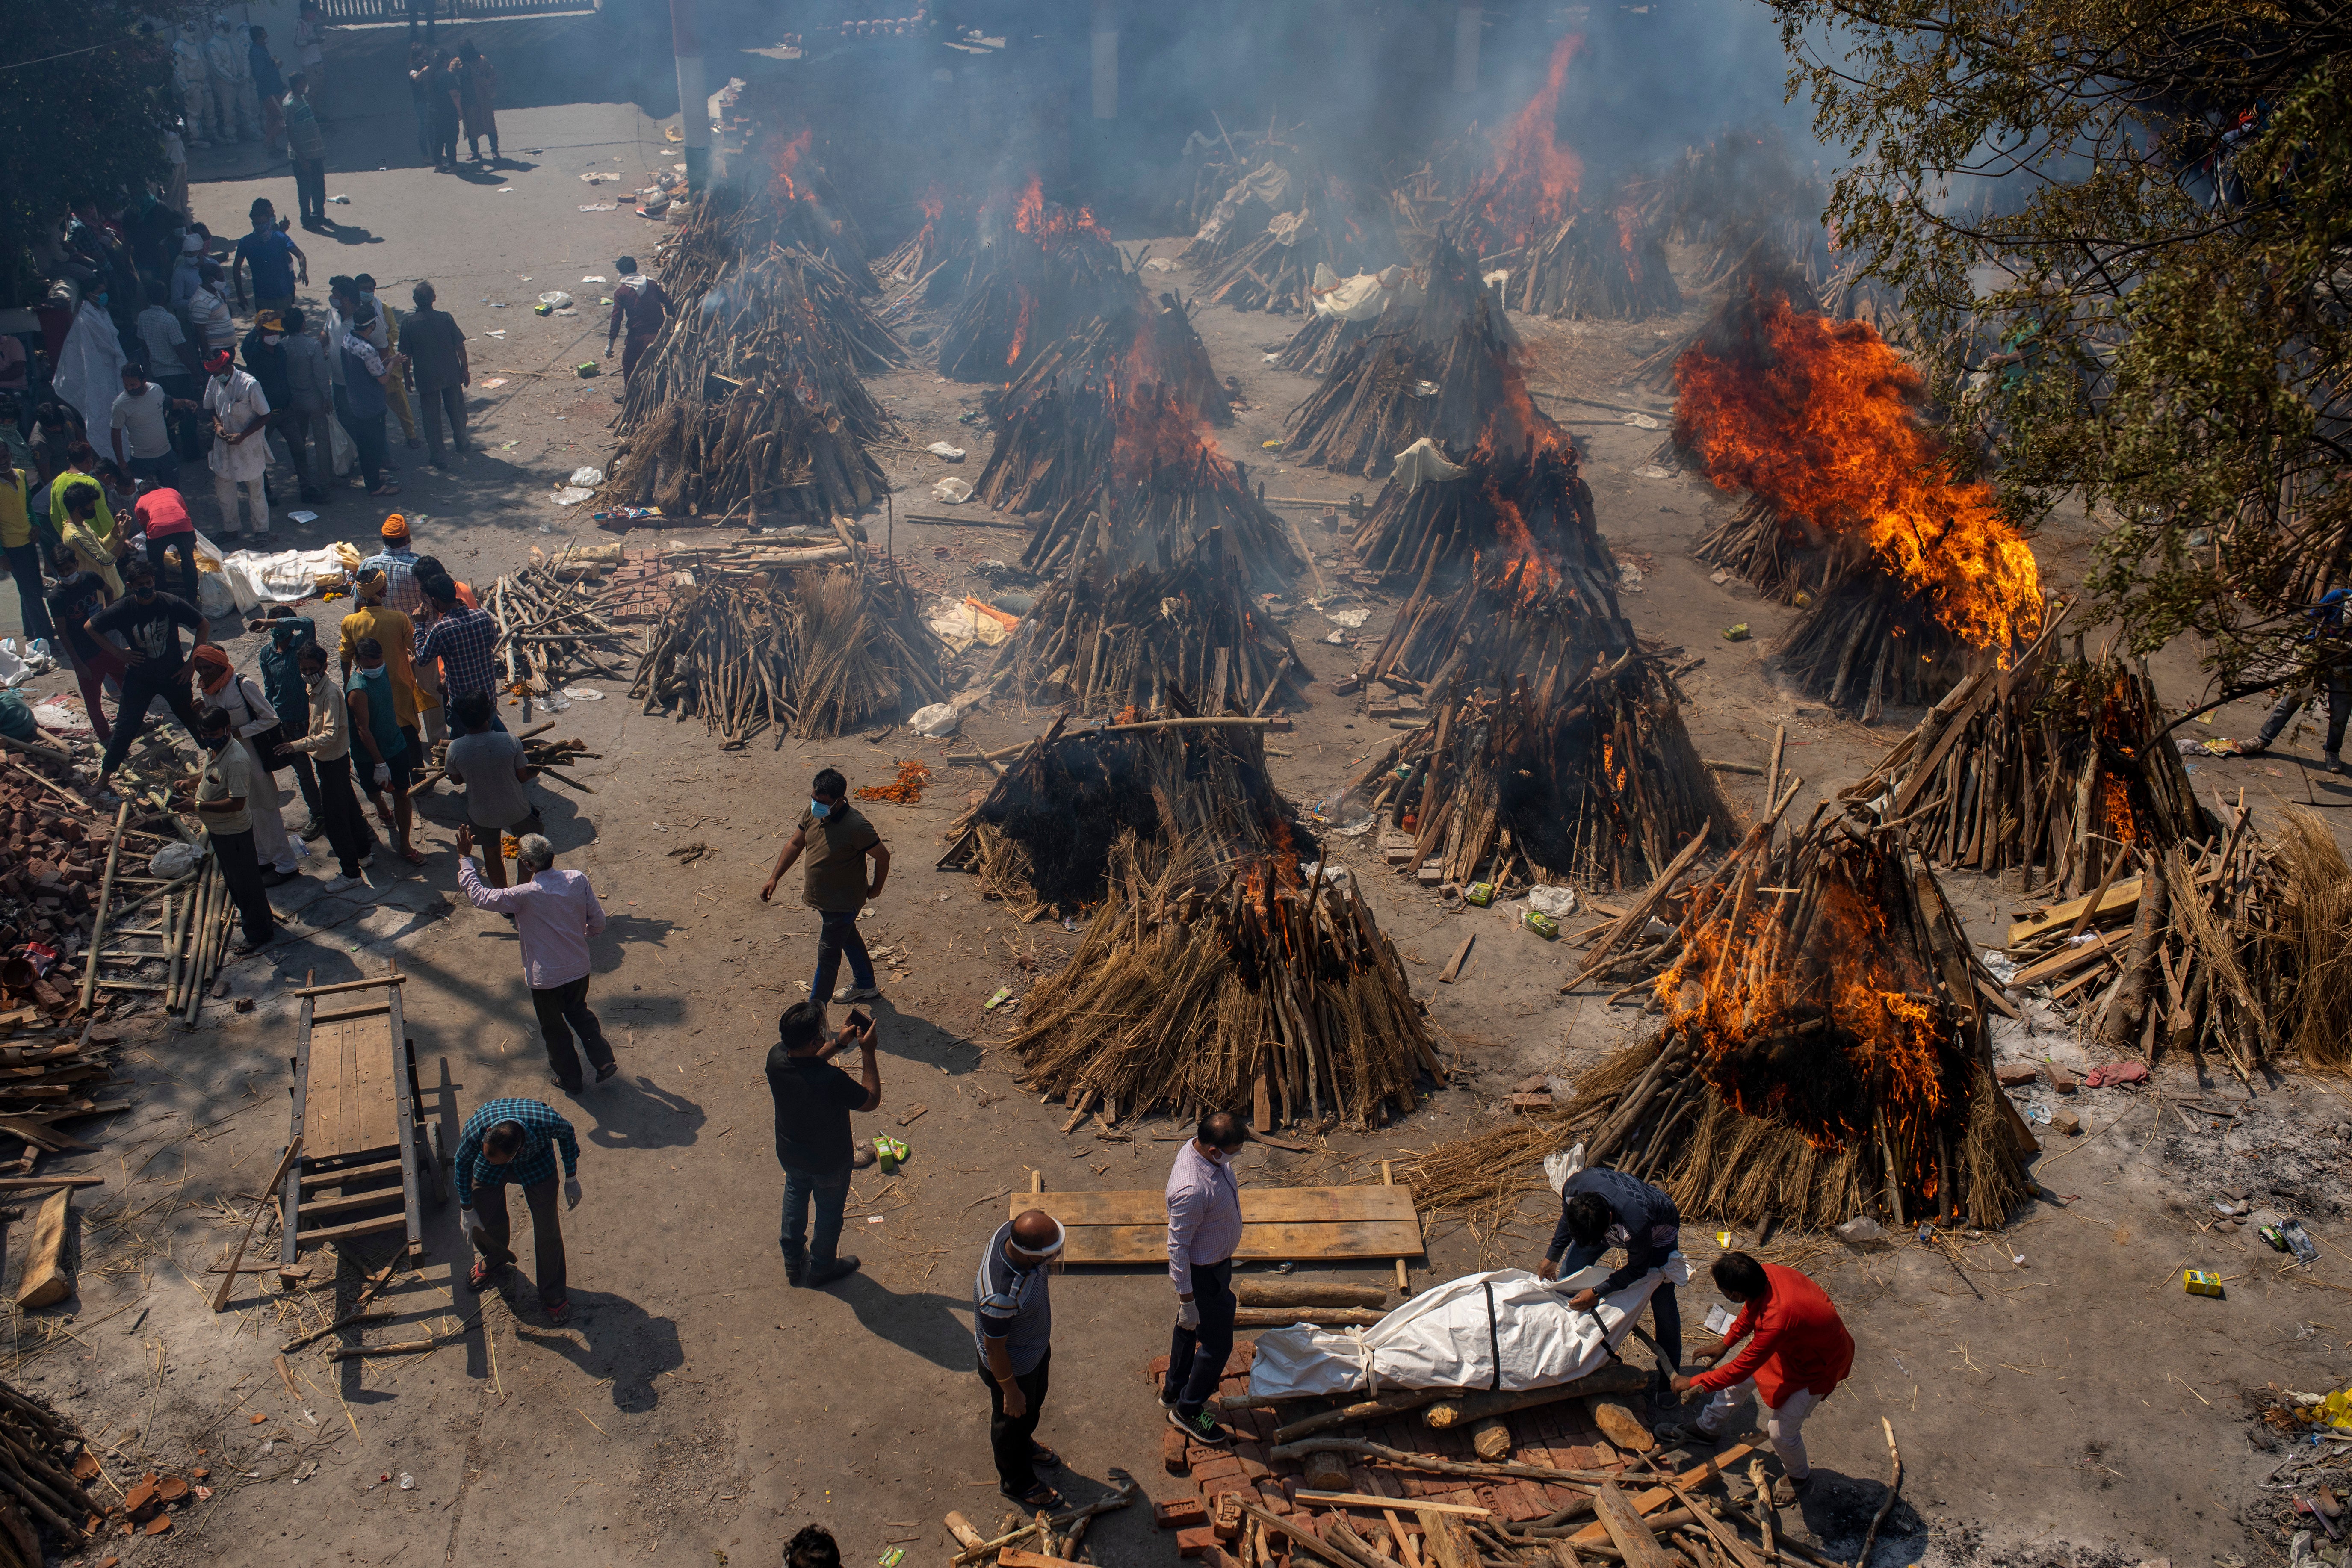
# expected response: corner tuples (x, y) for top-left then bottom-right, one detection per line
(1641, 128), (1833, 294)
(630, 557), (946, 743)
(874, 186), (982, 304)
(1524, 804), (2034, 1229)
(1284, 239), (1522, 477)
(1275, 264), (1417, 377)
(1179, 146), (1395, 314)
(972, 288), (1298, 588)
(670, 130), (876, 298)
(1676, 268), (2043, 716)
(604, 196), (903, 524)
(941, 703), (1301, 912)
(934, 177), (1132, 382)
(988, 529), (1308, 718)
(1509, 196), (1682, 320)
(1005, 836), (1442, 1131)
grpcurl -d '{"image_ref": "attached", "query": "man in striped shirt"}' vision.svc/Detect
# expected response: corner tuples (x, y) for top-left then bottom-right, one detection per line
(1163, 1110), (1248, 1446)
(455, 1097), (583, 1324)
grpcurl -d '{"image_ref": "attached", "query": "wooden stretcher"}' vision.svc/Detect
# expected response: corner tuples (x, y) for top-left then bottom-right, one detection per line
(280, 961), (446, 1264)
(1013, 1171), (1424, 1266)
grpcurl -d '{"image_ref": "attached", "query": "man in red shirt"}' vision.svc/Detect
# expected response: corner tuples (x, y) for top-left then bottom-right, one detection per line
(1661, 1252), (1854, 1506)
(603, 257), (669, 385)
(130, 481), (200, 603)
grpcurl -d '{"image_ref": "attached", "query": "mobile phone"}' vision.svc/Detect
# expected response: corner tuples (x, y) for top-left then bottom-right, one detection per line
(846, 1008), (873, 1034)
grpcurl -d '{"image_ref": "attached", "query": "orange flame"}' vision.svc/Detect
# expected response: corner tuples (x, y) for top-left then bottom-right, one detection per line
(1009, 172), (1105, 242)
(768, 128), (813, 204)
(1480, 35), (1585, 251)
(1105, 316), (1229, 491)
(1675, 281), (2042, 653)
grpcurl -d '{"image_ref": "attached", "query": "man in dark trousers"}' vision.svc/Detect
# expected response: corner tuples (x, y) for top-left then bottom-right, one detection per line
(401, 281), (470, 469)
(603, 257), (669, 384)
(975, 1207), (1068, 1510)
(765, 1001), (879, 1289)
(1538, 1166), (1684, 1380)
(455, 1096), (583, 1326)
(1164, 1110), (1248, 1447)
(190, 708), (279, 951)
(252, 614), (326, 836)
(453, 825), (614, 1092)
(759, 768), (889, 1006)
(90, 557), (210, 789)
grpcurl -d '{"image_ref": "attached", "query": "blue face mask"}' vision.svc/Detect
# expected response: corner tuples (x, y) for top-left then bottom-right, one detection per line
(810, 799), (831, 820)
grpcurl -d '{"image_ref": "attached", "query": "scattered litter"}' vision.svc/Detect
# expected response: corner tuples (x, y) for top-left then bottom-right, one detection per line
(495, 187), (512, 194)
(151, 843), (202, 880)
(578, 204), (618, 212)
(480, 377), (508, 388)
(1704, 1304), (1738, 1335)
(1263, 352), (1281, 365)
(535, 290), (574, 314)
(929, 478), (972, 504)
(29, 699), (89, 736)
(580, 171), (614, 183)
(909, 701), (963, 738)
(2081, 1061), (2149, 1088)
(1325, 607), (1370, 629)
(580, 275), (609, 283)
(398, 1473), (416, 1491)
(983, 986), (1016, 1010)
(1142, 257), (1176, 272)
(329, 195), (349, 204)
(1412, 380), (1440, 397)
(567, 466), (607, 487)
(926, 442), (967, 461)
(1722, 623), (1751, 642)
(1980, 949), (2018, 983)
(1636, 465), (1673, 480)
(1527, 884), (1579, 920)
(1835, 1215), (1891, 1249)
(1622, 412), (1662, 430)
(550, 487), (596, 507)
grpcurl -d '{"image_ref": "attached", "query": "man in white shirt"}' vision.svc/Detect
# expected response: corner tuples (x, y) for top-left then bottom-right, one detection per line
(204, 16), (259, 143)
(453, 827), (617, 1092)
(1162, 1111), (1248, 1447)
(110, 364), (192, 490)
(202, 347), (271, 538)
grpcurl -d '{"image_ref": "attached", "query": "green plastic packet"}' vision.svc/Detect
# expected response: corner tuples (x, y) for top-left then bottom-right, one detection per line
(1522, 909), (1560, 939)
(873, 1135), (909, 1175)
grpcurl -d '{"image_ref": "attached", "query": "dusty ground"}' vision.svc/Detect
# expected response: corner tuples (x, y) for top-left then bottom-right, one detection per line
(8, 98), (2352, 1568)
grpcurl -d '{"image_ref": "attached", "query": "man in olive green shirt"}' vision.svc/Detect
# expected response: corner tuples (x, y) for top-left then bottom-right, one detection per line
(759, 767), (890, 1004)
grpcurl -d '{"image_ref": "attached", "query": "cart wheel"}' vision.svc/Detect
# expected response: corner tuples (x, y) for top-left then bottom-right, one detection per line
(425, 1122), (449, 1209)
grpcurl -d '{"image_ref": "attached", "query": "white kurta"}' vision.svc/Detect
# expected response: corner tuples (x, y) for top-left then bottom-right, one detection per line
(53, 302), (127, 450)
(204, 369), (272, 483)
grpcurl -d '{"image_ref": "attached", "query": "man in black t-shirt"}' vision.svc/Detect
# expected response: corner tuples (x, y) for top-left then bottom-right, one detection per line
(764, 1001), (880, 1289)
(91, 558), (210, 785)
(45, 547), (127, 747)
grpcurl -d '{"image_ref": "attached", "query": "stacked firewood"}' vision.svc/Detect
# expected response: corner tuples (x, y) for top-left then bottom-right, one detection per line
(0, 1381), (104, 1558)
(1511, 200), (1682, 320)
(989, 531), (1306, 718)
(489, 549), (639, 720)
(1007, 838), (1442, 1130)
(1643, 127), (1833, 291)
(670, 134), (875, 294)
(874, 189), (982, 309)
(941, 702), (1299, 910)
(1537, 803), (2032, 1228)
(1284, 239), (1518, 477)
(1349, 421), (1596, 585)
(631, 561), (947, 743)
(603, 242), (901, 524)
(934, 194), (1132, 383)
(1180, 149), (1396, 315)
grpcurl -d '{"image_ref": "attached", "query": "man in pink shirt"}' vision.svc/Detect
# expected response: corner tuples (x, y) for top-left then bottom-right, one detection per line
(454, 825), (617, 1093)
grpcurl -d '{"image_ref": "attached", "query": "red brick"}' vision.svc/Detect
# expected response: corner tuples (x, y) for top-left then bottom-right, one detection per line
(1176, 1525), (1220, 1558)
(1541, 1482), (1587, 1512)
(1192, 1456), (1247, 1485)
(1155, 1497), (1210, 1530)
(1237, 1455), (1270, 1483)
(1150, 1354), (1173, 1378)
(1163, 1426), (1192, 1476)
(1254, 1483), (1292, 1515)
(1499, 1482), (1550, 1522)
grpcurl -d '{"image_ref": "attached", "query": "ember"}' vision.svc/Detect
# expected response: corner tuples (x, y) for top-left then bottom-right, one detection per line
(853, 760), (933, 804)
(934, 176), (1129, 382)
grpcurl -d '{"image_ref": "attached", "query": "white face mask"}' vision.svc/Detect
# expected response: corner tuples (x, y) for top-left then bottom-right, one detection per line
(262, 334), (281, 346)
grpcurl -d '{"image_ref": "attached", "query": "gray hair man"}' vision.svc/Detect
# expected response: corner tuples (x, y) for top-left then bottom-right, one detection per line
(975, 1208), (1067, 1511)
(453, 824), (616, 1093)
(1163, 1109), (1248, 1446)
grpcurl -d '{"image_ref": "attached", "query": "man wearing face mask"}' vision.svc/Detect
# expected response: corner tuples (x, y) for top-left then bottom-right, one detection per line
(203, 347), (271, 538)
(89, 558), (209, 789)
(973, 1207), (1068, 1511)
(1162, 1110), (1247, 1447)
(191, 709), (280, 951)
(759, 768), (889, 1006)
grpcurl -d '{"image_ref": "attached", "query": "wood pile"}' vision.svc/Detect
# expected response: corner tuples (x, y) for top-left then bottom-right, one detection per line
(1642, 127), (1832, 291)
(706, 130), (877, 291)
(1158, 118), (1286, 234)
(1839, 610), (2213, 890)
(988, 530), (1308, 718)
(940, 703), (1301, 910)
(1510, 199), (1681, 320)
(603, 240), (901, 524)
(1677, 265), (2043, 715)
(1540, 802), (2032, 1228)
(1348, 412), (1596, 586)
(631, 558), (947, 743)
(1284, 239), (1520, 477)
(874, 188), (982, 310)
(1180, 150), (1396, 315)
(1005, 836), (1441, 1130)
(0, 1379), (105, 1558)
(488, 549), (639, 721)
(935, 188), (1133, 383)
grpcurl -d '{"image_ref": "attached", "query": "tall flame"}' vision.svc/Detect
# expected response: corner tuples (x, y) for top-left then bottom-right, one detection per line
(1480, 34), (1585, 252)
(768, 129), (813, 204)
(1674, 281), (2043, 654)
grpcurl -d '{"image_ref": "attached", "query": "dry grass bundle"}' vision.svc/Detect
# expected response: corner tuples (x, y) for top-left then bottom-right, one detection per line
(1007, 840), (1441, 1130)
(630, 561), (947, 743)
(1283, 239), (1518, 477)
(2273, 808), (2352, 1068)
(990, 531), (1306, 717)
(941, 701), (1302, 909)
(603, 243), (901, 523)
(1551, 803), (2033, 1228)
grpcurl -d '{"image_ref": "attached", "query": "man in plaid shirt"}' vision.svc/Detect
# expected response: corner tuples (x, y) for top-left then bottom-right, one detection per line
(455, 1096), (583, 1323)
(413, 575), (504, 728)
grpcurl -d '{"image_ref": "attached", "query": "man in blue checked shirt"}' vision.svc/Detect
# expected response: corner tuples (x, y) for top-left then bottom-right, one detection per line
(455, 1097), (583, 1325)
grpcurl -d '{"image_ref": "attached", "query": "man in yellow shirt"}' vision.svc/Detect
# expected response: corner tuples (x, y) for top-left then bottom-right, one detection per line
(47, 442), (117, 547)
(338, 567), (428, 769)
(0, 447), (53, 641)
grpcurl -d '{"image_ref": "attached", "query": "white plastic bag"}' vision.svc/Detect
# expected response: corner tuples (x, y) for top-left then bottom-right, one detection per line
(567, 466), (606, 487)
(909, 702), (962, 738)
(930, 478), (972, 504)
(537, 290), (574, 310)
(925, 442), (966, 462)
(151, 842), (202, 880)
(1528, 885), (1579, 920)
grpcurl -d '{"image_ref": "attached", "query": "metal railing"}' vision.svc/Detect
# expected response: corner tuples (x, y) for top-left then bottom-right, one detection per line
(316, 0), (597, 21)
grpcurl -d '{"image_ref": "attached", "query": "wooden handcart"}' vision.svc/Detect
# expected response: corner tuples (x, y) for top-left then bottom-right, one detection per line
(280, 961), (446, 1265)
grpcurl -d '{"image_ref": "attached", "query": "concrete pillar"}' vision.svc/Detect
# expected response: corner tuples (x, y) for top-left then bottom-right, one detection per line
(1454, 2), (1481, 93)
(671, 0), (709, 193)
(1091, 0), (1118, 120)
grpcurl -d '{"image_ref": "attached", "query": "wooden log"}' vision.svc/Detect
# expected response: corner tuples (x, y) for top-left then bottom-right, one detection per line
(1566, 823), (1712, 992)
(1303, 1451), (1354, 1491)
(1424, 1363), (1649, 1429)
(1233, 1280), (1390, 1310)
(1418, 1510), (1481, 1568)
(212, 1137), (301, 1311)
(1591, 1483), (1677, 1568)
(1233, 1306), (1385, 1328)
(1271, 1388), (1448, 1444)
(1470, 1417), (1512, 1460)
(12, 1190), (71, 1310)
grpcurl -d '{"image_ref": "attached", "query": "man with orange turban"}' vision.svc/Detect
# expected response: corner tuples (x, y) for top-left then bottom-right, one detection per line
(191, 644), (303, 884)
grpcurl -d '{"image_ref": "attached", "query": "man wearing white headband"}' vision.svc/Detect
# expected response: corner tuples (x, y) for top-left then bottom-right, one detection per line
(974, 1208), (1066, 1510)
(765, 1000), (881, 1289)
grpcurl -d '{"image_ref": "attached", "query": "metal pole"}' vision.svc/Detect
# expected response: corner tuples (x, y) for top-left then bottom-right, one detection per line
(1090, 0), (1118, 121)
(671, 0), (708, 194)
(1454, 2), (1482, 93)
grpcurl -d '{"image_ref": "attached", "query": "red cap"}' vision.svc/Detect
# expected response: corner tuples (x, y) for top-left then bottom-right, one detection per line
(204, 348), (234, 372)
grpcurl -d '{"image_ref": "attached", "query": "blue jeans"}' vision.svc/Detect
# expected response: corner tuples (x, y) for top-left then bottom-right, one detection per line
(811, 908), (875, 1004)
(4, 543), (51, 641)
(1561, 1239), (1682, 1373)
(779, 1163), (850, 1270)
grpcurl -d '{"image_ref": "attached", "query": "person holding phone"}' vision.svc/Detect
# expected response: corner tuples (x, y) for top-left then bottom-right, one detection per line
(765, 1000), (880, 1289)
(453, 823), (615, 1093)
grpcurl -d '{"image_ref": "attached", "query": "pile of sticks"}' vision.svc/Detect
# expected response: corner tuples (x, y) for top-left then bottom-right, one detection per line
(1006, 837), (1442, 1131)
(1350, 422), (1597, 587)
(1181, 153), (1396, 315)
(664, 141), (875, 298)
(631, 561), (947, 743)
(489, 551), (638, 722)
(989, 530), (1308, 718)
(0, 1379), (102, 1558)
(603, 242), (901, 524)
(1545, 802), (2032, 1228)
(935, 203), (1132, 383)
(1511, 201), (1682, 320)
(1841, 609), (2211, 890)
(874, 189), (981, 306)
(940, 702), (1302, 909)
(1284, 239), (1521, 477)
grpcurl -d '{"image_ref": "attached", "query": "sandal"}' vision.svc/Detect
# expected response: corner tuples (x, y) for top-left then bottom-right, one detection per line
(1028, 1442), (1062, 1470)
(397, 845), (428, 865)
(370, 484), (403, 497)
(1001, 1483), (1063, 1511)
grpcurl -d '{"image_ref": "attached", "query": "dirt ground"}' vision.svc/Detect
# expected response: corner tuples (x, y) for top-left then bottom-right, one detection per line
(11, 99), (2352, 1568)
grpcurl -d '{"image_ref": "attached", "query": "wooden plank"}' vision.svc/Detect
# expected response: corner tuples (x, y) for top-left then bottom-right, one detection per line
(300, 1157), (406, 1190)
(296, 1187), (408, 1220)
(1048, 1219), (1426, 1265)
(1593, 1480), (1680, 1568)
(309, 1003), (392, 1025)
(1294, 1492), (1489, 1517)
(1566, 1444), (1756, 1549)
(2008, 928), (2130, 988)
(387, 960), (421, 1255)
(283, 977), (315, 1267)
(1012, 1187), (1418, 1226)
(13, 1190), (71, 1309)
(2006, 877), (2144, 946)
(294, 1212), (410, 1249)
(291, 974), (409, 999)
